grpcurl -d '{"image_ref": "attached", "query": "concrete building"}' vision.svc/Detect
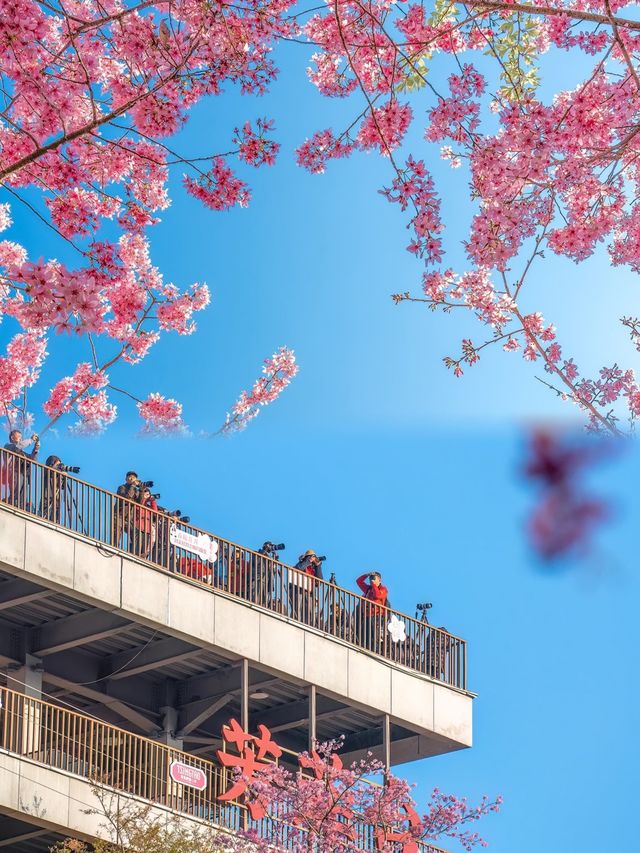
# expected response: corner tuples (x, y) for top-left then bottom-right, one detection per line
(0, 450), (473, 850)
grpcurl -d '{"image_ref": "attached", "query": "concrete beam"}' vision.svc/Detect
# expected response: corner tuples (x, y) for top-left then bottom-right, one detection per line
(255, 695), (346, 735)
(0, 817), (48, 847)
(43, 669), (159, 734)
(178, 668), (279, 708)
(41, 652), (157, 711)
(31, 610), (132, 656)
(177, 692), (233, 737)
(0, 578), (50, 611)
(102, 637), (201, 681)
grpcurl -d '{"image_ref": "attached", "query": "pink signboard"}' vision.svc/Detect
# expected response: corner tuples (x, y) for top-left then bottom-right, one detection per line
(169, 760), (207, 791)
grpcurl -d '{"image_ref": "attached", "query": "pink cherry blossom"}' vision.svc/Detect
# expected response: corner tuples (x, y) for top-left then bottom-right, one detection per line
(138, 393), (185, 435)
(220, 347), (298, 434)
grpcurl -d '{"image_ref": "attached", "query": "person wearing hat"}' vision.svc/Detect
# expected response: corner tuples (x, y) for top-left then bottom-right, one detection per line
(289, 549), (324, 625)
(356, 571), (390, 654)
(2, 429), (40, 509)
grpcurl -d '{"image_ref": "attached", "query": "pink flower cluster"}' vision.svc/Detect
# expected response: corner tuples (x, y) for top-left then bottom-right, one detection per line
(222, 347), (298, 434)
(70, 391), (117, 436)
(184, 159), (250, 211)
(234, 119), (280, 168)
(137, 393), (185, 435)
(241, 738), (500, 852)
(44, 363), (108, 420)
(0, 333), (47, 409)
(381, 157), (443, 263)
(0, 203), (11, 233)
(524, 430), (615, 560)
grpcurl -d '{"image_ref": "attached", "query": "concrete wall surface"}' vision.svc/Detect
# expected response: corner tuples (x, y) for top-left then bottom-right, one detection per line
(0, 508), (473, 750)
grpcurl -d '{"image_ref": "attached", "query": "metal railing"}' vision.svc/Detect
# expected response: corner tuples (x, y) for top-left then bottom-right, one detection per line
(0, 447), (467, 689)
(0, 685), (448, 853)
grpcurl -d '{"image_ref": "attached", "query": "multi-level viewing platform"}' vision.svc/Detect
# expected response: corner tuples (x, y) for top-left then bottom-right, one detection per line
(0, 448), (473, 851)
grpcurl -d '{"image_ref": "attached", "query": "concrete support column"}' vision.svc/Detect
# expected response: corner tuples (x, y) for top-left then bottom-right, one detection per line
(308, 684), (317, 753)
(241, 658), (249, 733)
(10, 653), (43, 756)
(382, 713), (391, 777)
(158, 706), (184, 750)
(12, 653), (43, 699)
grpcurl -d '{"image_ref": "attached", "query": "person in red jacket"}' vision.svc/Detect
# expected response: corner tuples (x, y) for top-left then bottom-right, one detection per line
(356, 572), (390, 653)
(133, 487), (158, 560)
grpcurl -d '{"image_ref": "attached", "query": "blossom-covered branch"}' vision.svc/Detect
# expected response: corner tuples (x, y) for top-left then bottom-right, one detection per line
(218, 347), (298, 435)
(243, 740), (501, 852)
(295, 0), (640, 432)
(0, 0), (290, 436)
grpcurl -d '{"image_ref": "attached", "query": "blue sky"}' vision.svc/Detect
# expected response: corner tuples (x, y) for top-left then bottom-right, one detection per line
(2, 24), (639, 853)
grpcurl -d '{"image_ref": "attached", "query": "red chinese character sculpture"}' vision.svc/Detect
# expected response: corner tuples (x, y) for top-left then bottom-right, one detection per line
(216, 718), (282, 820)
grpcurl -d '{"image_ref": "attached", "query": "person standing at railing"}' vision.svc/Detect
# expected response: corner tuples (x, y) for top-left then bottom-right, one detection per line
(254, 541), (284, 609)
(356, 572), (389, 654)
(290, 550), (324, 626)
(2, 430), (40, 509)
(228, 546), (251, 599)
(113, 471), (139, 550)
(132, 487), (158, 560)
(40, 455), (65, 522)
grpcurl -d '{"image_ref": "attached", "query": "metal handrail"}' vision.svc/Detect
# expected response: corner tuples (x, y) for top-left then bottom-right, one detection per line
(0, 447), (467, 689)
(0, 685), (449, 853)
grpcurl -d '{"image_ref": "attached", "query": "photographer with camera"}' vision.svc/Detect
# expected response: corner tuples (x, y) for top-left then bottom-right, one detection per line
(356, 571), (390, 654)
(253, 541), (286, 608)
(154, 507), (189, 570)
(289, 549), (325, 626)
(2, 429), (40, 509)
(39, 455), (80, 522)
(132, 485), (158, 561)
(112, 471), (155, 551)
(112, 470), (138, 549)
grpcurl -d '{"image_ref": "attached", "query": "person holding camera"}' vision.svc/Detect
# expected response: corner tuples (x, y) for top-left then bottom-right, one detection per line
(112, 470), (139, 549)
(132, 486), (158, 560)
(356, 571), (390, 654)
(39, 455), (80, 522)
(2, 429), (40, 509)
(254, 541), (285, 608)
(289, 550), (324, 626)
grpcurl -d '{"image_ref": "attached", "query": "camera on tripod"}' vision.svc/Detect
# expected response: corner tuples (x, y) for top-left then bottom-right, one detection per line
(261, 541), (285, 559)
(415, 602), (433, 621)
(45, 456), (80, 475)
(169, 509), (190, 524)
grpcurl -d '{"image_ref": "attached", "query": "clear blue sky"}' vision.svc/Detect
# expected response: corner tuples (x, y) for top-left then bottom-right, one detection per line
(3, 28), (639, 853)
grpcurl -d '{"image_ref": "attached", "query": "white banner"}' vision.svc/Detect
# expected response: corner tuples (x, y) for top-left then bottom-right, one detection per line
(169, 525), (219, 563)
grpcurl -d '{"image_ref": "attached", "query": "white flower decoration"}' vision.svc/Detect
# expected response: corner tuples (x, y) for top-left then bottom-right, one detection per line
(387, 614), (407, 644)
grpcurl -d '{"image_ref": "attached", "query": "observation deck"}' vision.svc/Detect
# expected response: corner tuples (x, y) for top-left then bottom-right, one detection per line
(0, 448), (473, 850)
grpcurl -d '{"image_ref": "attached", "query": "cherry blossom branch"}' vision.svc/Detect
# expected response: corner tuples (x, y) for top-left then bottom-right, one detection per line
(465, 0), (640, 31)
(216, 347), (298, 435)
